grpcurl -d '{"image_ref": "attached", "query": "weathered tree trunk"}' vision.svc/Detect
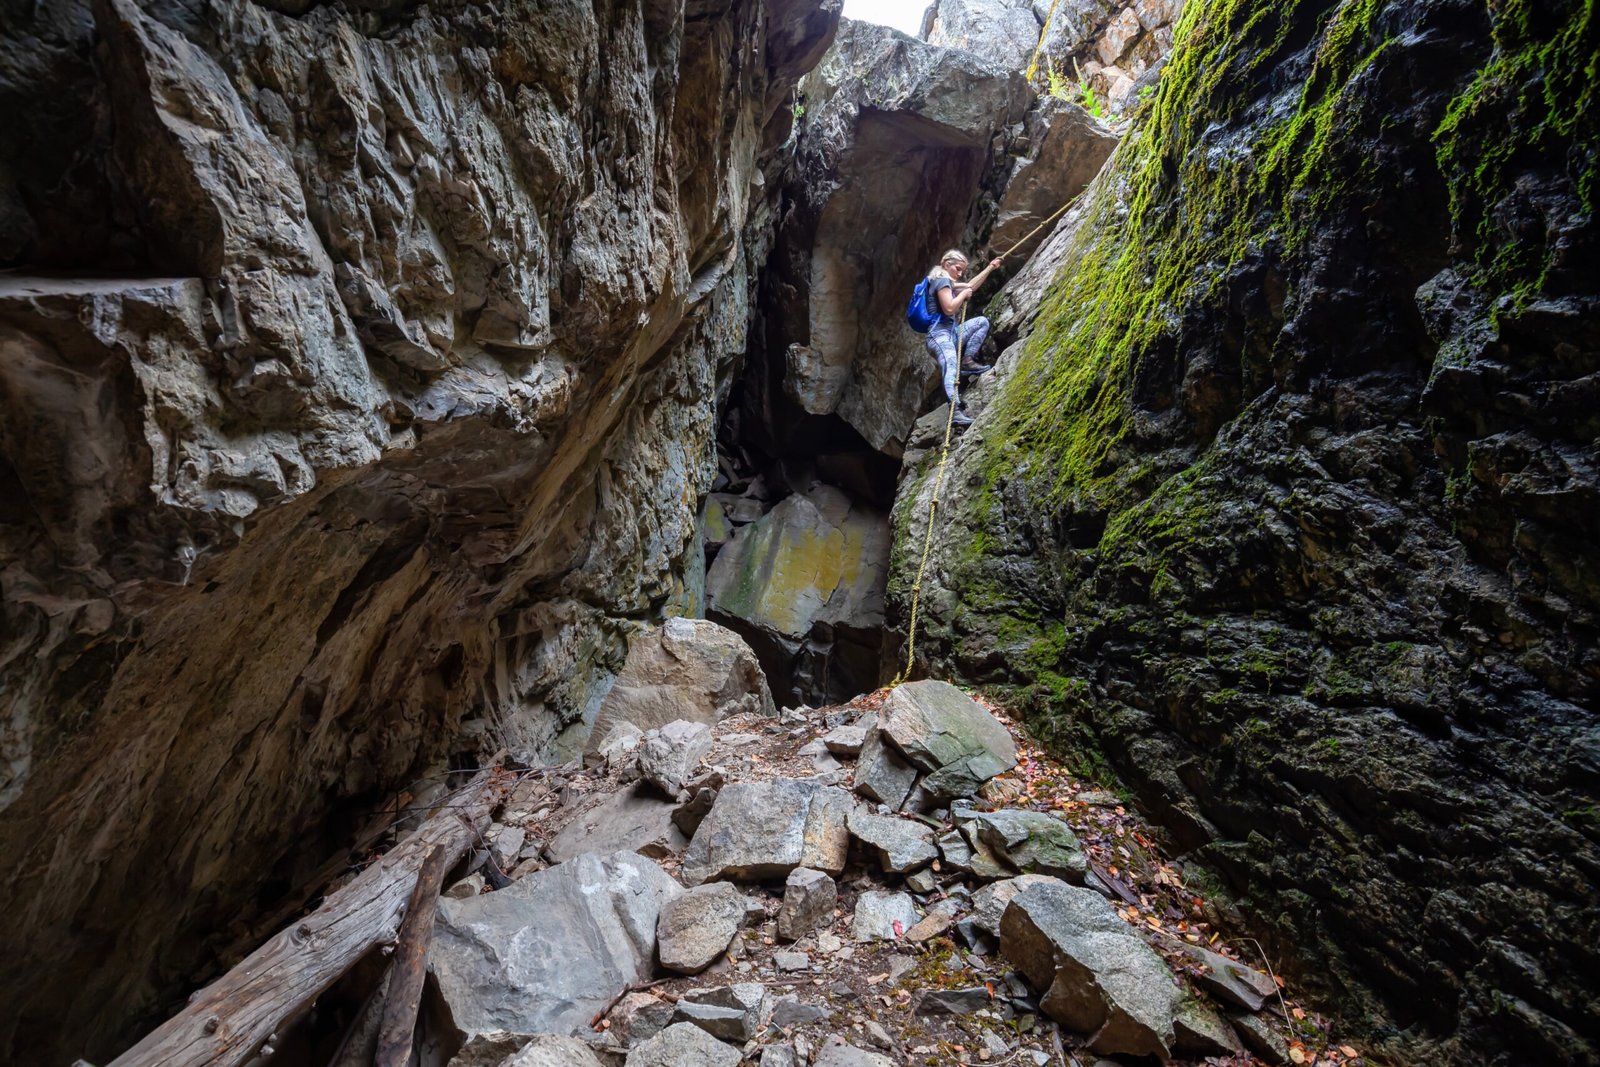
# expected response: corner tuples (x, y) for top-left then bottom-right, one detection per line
(106, 767), (507, 1067)
(373, 843), (451, 1067)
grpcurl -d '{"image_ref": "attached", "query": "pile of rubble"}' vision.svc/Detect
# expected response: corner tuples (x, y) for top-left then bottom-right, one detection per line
(109, 620), (1347, 1067)
(415, 625), (1327, 1067)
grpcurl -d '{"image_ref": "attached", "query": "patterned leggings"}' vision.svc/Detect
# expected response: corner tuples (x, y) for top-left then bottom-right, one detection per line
(923, 316), (990, 403)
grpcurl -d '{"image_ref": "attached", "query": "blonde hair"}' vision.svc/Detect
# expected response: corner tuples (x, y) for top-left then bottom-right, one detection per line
(927, 249), (969, 282)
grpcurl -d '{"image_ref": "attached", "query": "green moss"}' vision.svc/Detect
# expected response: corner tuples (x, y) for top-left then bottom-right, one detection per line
(986, 0), (1396, 505)
(1432, 0), (1598, 295)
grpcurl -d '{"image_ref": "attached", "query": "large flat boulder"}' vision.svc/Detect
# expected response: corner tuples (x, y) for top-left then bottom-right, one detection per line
(544, 783), (689, 864)
(878, 680), (1018, 799)
(431, 851), (683, 1039)
(583, 618), (773, 764)
(999, 878), (1181, 1057)
(681, 778), (852, 884)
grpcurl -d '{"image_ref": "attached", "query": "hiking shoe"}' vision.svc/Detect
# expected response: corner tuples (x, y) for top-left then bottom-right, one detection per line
(952, 408), (974, 427)
(959, 361), (993, 377)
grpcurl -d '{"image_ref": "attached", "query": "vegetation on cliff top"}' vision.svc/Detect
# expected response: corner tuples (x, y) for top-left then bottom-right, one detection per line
(985, 0), (1596, 505)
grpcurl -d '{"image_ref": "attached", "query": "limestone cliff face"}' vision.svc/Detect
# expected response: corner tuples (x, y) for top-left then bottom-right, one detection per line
(0, 0), (834, 1061)
(892, 0), (1599, 1063)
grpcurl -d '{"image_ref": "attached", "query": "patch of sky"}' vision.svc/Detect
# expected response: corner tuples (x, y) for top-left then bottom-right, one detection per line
(841, 0), (929, 36)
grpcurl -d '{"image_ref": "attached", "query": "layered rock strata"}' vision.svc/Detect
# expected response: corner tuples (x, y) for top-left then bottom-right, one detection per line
(0, 0), (836, 1061)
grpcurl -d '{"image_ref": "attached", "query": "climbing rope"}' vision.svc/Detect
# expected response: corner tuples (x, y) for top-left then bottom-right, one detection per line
(997, 190), (1083, 260)
(894, 301), (968, 685)
(1024, 0), (1066, 85)
(894, 191), (1086, 683)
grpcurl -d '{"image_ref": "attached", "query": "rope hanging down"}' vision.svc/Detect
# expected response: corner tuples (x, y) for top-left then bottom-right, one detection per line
(893, 190), (1085, 684)
(1024, 0), (1066, 84)
(894, 299), (969, 685)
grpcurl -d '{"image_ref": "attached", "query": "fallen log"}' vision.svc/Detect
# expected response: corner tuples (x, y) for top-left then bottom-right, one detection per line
(106, 762), (509, 1067)
(373, 842), (451, 1067)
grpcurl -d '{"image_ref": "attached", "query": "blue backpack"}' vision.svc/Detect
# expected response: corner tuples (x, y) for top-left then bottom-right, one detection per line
(906, 277), (942, 333)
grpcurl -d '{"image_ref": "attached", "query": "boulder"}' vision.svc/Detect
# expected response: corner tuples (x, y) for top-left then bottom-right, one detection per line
(771, 993), (832, 1028)
(846, 809), (938, 873)
(583, 618), (773, 765)
(681, 779), (852, 884)
(956, 822), (1017, 881)
(1231, 1012), (1292, 1065)
(915, 987), (994, 1015)
(545, 784), (689, 864)
(878, 680), (1017, 798)
(658, 881), (748, 974)
(761, 1044), (800, 1067)
(673, 781), (721, 836)
(594, 722), (644, 767)
(990, 96), (1119, 254)
(431, 851), (683, 1039)
(624, 1022), (743, 1067)
(673, 983), (769, 1042)
(704, 485), (890, 705)
(778, 866), (838, 940)
(965, 809), (1087, 881)
(937, 829), (975, 870)
(852, 890), (919, 941)
(925, 0), (1042, 70)
(852, 726), (919, 810)
(970, 874), (1061, 935)
(1183, 944), (1281, 1012)
(1174, 997), (1245, 1057)
(637, 720), (715, 796)
(814, 1040), (897, 1067)
(612, 992), (677, 1045)
(447, 1032), (608, 1067)
(999, 879), (1181, 1057)
(822, 715), (874, 757)
(904, 908), (955, 942)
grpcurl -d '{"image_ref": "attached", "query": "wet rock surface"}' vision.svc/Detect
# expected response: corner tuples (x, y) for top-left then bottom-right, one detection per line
(891, 0), (1600, 1062)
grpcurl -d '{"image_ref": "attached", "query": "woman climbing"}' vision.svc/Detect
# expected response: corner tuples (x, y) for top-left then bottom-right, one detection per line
(922, 249), (1002, 426)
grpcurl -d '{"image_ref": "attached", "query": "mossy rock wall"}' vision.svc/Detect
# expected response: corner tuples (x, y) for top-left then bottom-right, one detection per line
(889, 0), (1599, 1063)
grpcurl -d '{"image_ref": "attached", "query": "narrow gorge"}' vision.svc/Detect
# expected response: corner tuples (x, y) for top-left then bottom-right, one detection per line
(0, 1), (1593, 1066)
